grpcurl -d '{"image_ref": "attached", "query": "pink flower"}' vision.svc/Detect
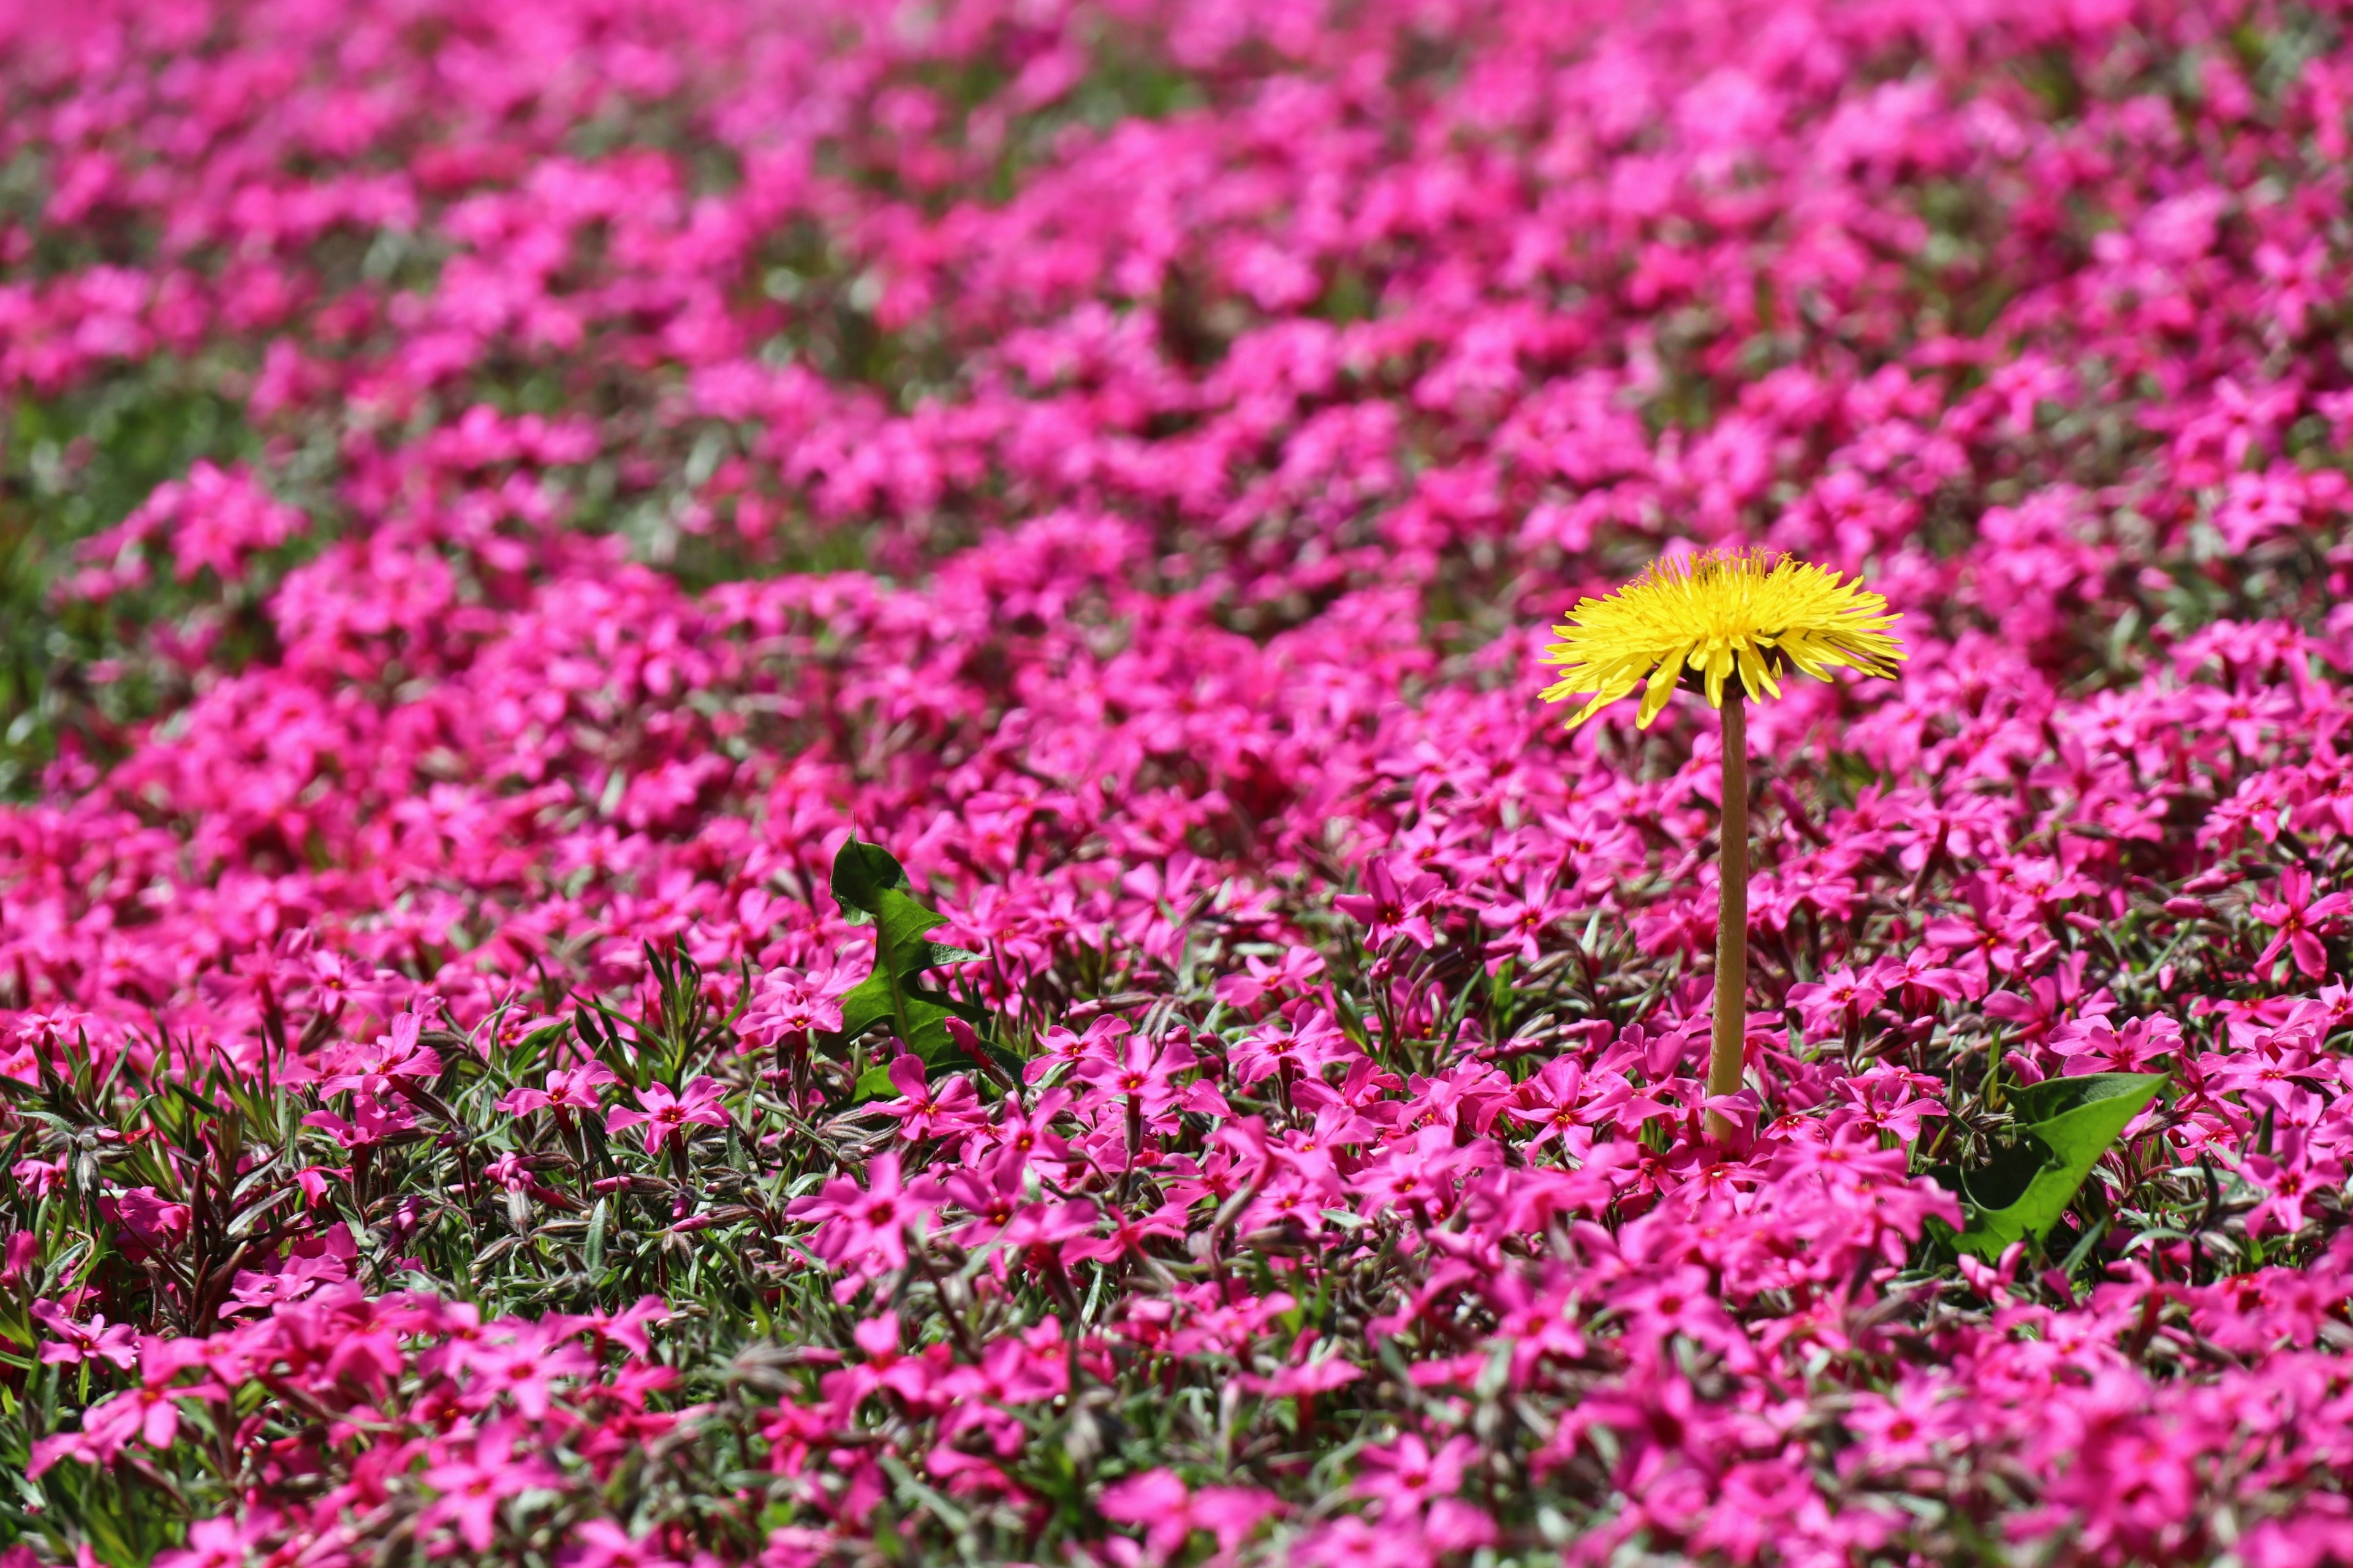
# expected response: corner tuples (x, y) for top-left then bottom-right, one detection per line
(1075, 1032), (1195, 1116)
(1353, 1432), (1477, 1518)
(559, 1520), (682, 1568)
(421, 1425), (556, 1551)
(784, 1153), (946, 1280)
(1477, 876), (1575, 964)
(155, 1512), (279, 1568)
(877, 1055), (983, 1143)
(2253, 868), (2351, 979)
(1101, 1469), (1281, 1562)
(29, 1300), (138, 1368)
(499, 1060), (618, 1118)
(738, 964), (854, 1053)
(605, 1077), (730, 1154)
(1334, 860), (1447, 950)
(318, 1012), (444, 1096)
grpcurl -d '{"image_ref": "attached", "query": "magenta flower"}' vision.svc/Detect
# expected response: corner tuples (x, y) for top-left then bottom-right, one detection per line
(498, 1060), (618, 1118)
(785, 1153), (945, 1279)
(1477, 875), (1575, 964)
(2253, 868), (2351, 979)
(559, 1520), (682, 1568)
(1334, 859), (1447, 950)
(420, 1425), (556, 1551)
(604, 1077), (729, 1155)
(877, 1055), (982, 1143)
(154, 1512), (279, 1568)
(1353, 1431), (1477, 1518)
(1074, 1032), (1195, 1116)
(29, 1300), (138, 1369)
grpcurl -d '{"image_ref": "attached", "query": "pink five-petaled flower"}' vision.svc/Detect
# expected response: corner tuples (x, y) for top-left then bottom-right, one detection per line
(453, 1329), (596, 1420)
(154, 1511), (279, 1568)
(604, 1077), (729, 1155)
(1099, 1469), (1282, 1564)
(1353, 1431), (1478, 1518)
(318, 1011), (444, 1096)
(421, 1425), (558, 1551)
(878, 1055), (982, 1143)
(1333, 859), (1447, 950)
(2253, 868), (2352, 979)
(559, 1518), (684, 1568)
(29, 1299), (138, 1368)
(785, 1152), (947, 1281)
(1075, 1033), (1195, 1116)
(499, 1060), (618, 1118)
(1477, 876), (1574, 964)
(737, 964), (854, 1054)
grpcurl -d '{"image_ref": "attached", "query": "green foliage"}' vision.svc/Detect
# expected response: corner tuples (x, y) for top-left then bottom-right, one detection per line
(0, 376), (260, 797)
(1939, 1072), (2169, 1260)
(827, 833), (984, 1070)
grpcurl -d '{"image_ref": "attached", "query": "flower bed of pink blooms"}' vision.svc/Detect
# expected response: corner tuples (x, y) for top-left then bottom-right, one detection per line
(7, 0), (2353, 1564)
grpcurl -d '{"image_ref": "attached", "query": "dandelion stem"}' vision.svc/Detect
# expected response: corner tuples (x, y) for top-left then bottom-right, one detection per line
(1708, 692), (1748, 1143)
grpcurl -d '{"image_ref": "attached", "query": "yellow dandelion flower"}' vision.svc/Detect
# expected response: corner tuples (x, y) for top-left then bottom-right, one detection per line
(1537, 548), (1906, 729)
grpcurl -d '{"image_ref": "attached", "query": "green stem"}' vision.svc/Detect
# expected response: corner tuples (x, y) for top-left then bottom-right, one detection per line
(1708, 692), (1749, 1143)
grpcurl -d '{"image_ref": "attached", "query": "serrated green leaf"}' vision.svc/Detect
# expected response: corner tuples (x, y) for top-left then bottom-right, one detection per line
(831, 835), (911, 922)
(820, 838), (977, 1068)
(1948, 1072), (2166, 1260)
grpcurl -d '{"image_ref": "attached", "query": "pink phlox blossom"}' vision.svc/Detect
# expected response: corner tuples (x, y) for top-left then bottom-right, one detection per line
(1099, 1468), (1282, 1564)
(1827, 1064), (1949, 1145)
(1025, 1014), (1132, 1085)
(12, 1156), (65, 1198)
(2237, 1127), (2344, 1237)
(1355, 1127), (1482, 1222)
(943, 1148), (1032, 1244)
(1353, 1431), (1477, 1518)
(836, 1312), (941, 1404)
(153, 1511), (281, 1568)
(223, 1232), (354, 1315)
(737, 962), (854, 1052)
(1235, 1331), (1364, 1398)
(301, 1093), (417, 1149)
(1211, 944), (1327, 1010)
(421, 1422), (558, 1551)
(110, 1186), (192, 1252)
(1334, 858), (1448, 950)
(29, 1298), (139, 1368)
(877, 1055), (983, 1143)
(785, 1152), (945, 1285)
(1228, 1007), (1362, 1089)
(1840, 1377), (1958, 1473)
(1612, 1263), (1740, 1352)
(1476, 874), (1576, 965)
(2253, 868), (2352, 979)
(1063, 1200), (1189, 1265)
(1076, 1031), (1196, 1116)
(969, 1088), (1072, 1168)
(453, 1325), (596, 1420)
(1292, 1056), (1405, 1115)
(1983, 952), (2112, 1041)
(1291, 1514), (1438, 1568)
(1785, 966), (1889, 1040)
(318, 1011), (444, 1096)
(2050, 1013), (2184, 1077)
(498, 1059), (618, 1118)
(559, 1519), (684, 1568)
(1868, 948), (1977, 1004)
(605, 1075), (730, 1154)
